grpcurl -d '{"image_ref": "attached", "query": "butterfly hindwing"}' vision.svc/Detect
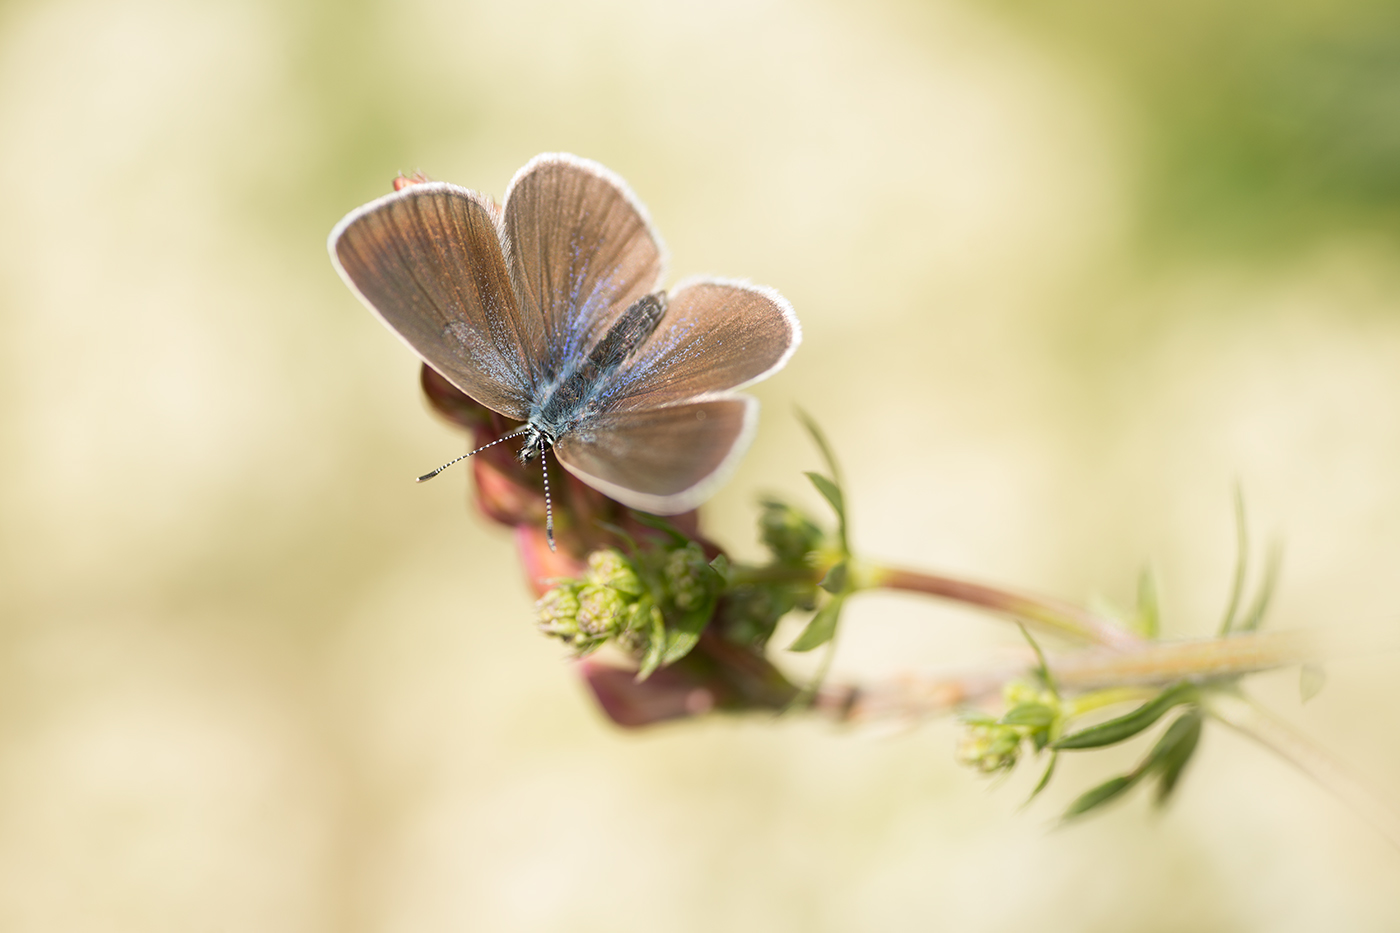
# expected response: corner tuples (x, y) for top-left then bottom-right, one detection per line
(552, 396), (757, 514)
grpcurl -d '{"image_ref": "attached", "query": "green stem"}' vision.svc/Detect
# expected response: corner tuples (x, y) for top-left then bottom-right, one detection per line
(1066, 687), (1158, 717)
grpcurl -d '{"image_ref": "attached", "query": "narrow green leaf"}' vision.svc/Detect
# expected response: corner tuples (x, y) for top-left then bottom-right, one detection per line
(796, 408), (843, 487)
(959, 710), (998, 727)
(1063, 774), (1139, 820)
(818, 561), (848, 595)
(1136, 566), (1160, 639)
(788, 629), (841, 712)
(1025, 752), (1058, 806)
(708, 553), (730, 576)
(796, 410), (850, 554)
(1149, 710), (1204, 805)
(789, 596), (845, 652)
(657, 563), (720, 669)
(1054, 683), (1196, 750)
(805, 472), (845, 524)
(1017, 622), (1058, 699)
(659, 630), (702, 667)
(1300, 664), (1326, 703)
(1000, 703), (1058, 728)
(1218, 484), (1249, 635)
(1237, 541), (1282, 632)
(635, 604), (668, 681)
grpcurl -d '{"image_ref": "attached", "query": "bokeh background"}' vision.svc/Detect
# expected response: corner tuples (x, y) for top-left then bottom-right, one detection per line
(3, 0), (1400, 929)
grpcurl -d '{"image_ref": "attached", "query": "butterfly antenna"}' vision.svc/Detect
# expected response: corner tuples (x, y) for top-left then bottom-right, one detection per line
(415, 427), (529, 483)
(539, 437), (556, 552)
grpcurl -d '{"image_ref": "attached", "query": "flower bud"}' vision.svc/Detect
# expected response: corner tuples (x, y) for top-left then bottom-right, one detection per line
(759, 499), (823, 566)
(663, 543), (711, 612)
(1003, 680), (1057, 711)
(536, 583), (583, 636)
(576, 584), (628, 637)
(584, 549), (645, 598)
(956, 722), (1022, 774)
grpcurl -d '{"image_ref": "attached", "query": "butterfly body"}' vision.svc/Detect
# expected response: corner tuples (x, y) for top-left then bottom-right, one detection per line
(330, 153), (799, 518)
(520, 291), (669, 464)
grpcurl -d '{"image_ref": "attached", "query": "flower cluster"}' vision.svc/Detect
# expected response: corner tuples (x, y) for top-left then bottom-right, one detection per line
(536, 550), (645, 652)
(957, 680), (1062, 774)
(534, 538), (728, 679)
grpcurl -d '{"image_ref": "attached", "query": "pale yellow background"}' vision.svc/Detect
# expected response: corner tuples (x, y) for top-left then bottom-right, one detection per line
(2, 0), (1399, 929)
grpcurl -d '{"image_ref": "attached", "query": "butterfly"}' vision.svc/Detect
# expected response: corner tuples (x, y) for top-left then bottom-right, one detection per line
(328, 153), (800, 546)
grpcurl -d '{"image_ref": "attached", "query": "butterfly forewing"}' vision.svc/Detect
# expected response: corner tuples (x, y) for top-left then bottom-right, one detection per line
(502, 154), (666, 381)
(604, 278), (800, 412)
(552, 397), (757, 514)
(330, 184), (536, 419)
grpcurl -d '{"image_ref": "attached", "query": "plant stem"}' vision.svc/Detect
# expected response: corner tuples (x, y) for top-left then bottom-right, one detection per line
(1050, 629), (1324, 687)
(1209, 693), (1400, 850)
(869, 564), (1144, 649)
(818, 629), (1349, 724)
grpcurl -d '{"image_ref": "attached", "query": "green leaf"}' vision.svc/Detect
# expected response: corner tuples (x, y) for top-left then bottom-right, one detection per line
(1026, 752), (1058, 806)
(1300, 664), (1326, 703)
(1219, 484), (1249, 635)
(1237, 541), (1282, 632)
(708, 553), (730, 576)
(1017, 623), (1058, 699)
(805, 472), (845, 524)
(788, 628), (842, 712)
(1136, 566), (1160, 639)
(1000, 703), (1058, 728)
(1148, 710), (1203, 806)
(959, 710), (999, 726)
(657, 562), (720, 668)
(1054, 683), (1197, 750)
(789, 596), (845, 652)
(635, 603), (669, 681)
(818, 561), (848, 595)
(1063, 774), (1139, 821)
(796, 410), (850, 555)
(796, 408), (843, 487)
(659, 630), (702, 668)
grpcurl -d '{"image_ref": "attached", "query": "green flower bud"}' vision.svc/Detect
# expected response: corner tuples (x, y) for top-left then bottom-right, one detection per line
(663, 543), (711, 612)
(536, 583), (582, 636)
(956, 722), (1022, 774)
(1003, 680), (1058, 715)
(583, 549), (645, 599)
(576, 584), (627, 637)
(759, 499), (823, 566)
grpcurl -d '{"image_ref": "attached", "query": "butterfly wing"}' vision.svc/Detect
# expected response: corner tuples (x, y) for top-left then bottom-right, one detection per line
(552, 396), (757, 514)
(604, 277), (801, 412)
(501, 154), (667, 380)
(329, 182), (536, 419)
(552, 278), (799, 513)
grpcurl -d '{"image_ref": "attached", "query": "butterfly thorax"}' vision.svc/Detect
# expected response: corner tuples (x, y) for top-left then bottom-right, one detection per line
(516, 291), (667, 464)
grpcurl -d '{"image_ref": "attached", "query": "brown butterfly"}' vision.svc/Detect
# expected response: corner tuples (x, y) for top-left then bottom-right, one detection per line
(329, 154), (800, 542)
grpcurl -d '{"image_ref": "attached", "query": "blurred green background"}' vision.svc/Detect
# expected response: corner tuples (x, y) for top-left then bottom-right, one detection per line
(2, 0), (1399, 929)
